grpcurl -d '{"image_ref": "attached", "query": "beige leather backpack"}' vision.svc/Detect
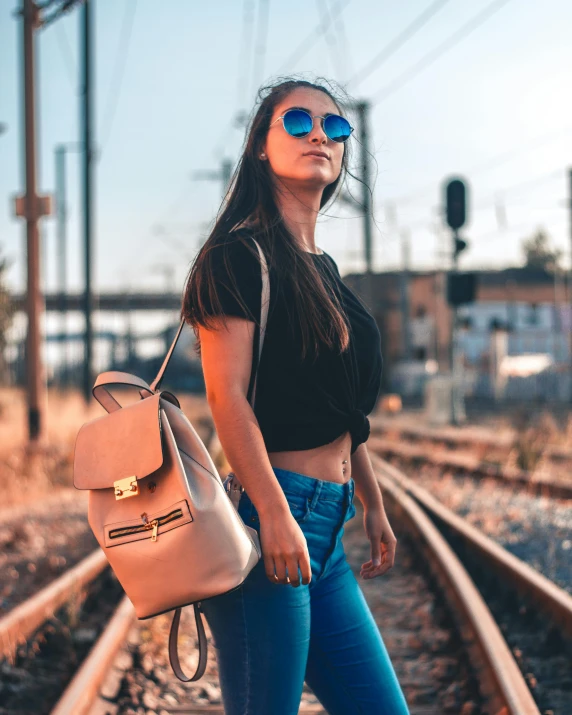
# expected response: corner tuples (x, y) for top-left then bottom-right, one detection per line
(73, 237), (269, 681)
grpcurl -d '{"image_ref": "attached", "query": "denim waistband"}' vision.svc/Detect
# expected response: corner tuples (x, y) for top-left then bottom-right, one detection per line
(271, 466), (354, 504)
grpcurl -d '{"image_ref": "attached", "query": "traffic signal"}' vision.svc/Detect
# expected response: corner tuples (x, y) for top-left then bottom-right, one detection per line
(447, 272), (477, 306)
(454, 236), (467, 259)
(445, 178), (467, 230)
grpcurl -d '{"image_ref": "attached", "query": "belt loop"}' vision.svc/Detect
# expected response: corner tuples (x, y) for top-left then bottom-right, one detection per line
(308, 479), (322, 510)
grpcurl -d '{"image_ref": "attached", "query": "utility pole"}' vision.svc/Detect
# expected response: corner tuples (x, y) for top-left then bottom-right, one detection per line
(55, 145), (67, 386)
(191, 157), (234, 199)
(400, 228), (411, 360)
(55, 143), (80, 387)
(569, 168), (572, 401)
(355, 101), (374, 312)
(80, 0), (94, 403)
(14, 0), (52, 443)
(221, 158), (233, 195)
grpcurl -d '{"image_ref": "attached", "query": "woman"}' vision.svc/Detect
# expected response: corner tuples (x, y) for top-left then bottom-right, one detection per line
(182, 77), (410, 715)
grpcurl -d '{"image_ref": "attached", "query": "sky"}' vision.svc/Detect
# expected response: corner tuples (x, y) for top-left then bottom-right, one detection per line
(1, 0), (572, 299)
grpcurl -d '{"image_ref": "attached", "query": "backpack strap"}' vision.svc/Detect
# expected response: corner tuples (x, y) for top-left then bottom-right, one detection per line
(92, 372), (155, 413)
(168, 604), (208, 682)
(149, 237), (269, 407)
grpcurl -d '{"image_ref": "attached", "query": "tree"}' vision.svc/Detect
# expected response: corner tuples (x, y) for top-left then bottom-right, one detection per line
(0, 245), (15, 384)
(521, 227), (562, 272)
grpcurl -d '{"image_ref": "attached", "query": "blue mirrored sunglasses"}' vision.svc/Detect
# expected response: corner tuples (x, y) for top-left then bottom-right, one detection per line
(271, 108), (354, 143)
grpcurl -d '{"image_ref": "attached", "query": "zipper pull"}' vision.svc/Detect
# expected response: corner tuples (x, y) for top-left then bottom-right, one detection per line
(150, 519), (159, 542)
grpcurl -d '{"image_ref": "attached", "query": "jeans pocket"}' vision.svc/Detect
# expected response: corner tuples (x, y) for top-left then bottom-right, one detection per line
(283, 493), (311, 524)
(238, 491), (311, 526)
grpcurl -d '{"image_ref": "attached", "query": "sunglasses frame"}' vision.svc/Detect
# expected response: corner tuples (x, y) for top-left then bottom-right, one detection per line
(270, 108), (354, 143)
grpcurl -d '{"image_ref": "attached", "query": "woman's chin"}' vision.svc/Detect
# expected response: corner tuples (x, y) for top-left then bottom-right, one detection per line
(277, 170), (334, 190)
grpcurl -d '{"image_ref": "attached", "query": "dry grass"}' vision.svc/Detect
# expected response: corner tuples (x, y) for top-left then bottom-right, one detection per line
(456, 407), (572, 476)
(506, 408), (572, 474)
(0, 387), (212, 511)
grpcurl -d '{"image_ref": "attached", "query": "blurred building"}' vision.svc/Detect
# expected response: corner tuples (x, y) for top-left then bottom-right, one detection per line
(344, 266), (571, 402)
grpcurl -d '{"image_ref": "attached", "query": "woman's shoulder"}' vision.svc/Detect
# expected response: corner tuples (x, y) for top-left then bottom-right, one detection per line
(196, 230), (263, 322)
(207, 229), (261, 270)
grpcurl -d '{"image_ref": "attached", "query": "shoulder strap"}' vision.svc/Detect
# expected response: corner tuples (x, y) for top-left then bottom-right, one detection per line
(247, 238), (270, 408)
(150, 237), (270, 409)
(162, 239), (270, 684)
(168, 605), (208, 682)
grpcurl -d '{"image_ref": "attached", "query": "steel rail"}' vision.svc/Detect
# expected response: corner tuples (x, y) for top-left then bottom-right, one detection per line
(369, 434), (572, 499)
(375, 466), (541, 715)
(370, 416), (572, 461)
(50, 595), (136, 715)
(371, 452), (572, 638)
(0, 548), (107, 659)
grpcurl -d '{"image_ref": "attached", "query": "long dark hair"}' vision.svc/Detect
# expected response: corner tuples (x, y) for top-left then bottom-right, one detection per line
(182, 76), (367, 363)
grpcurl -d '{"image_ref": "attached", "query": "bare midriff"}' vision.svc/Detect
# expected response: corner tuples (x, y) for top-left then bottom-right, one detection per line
(267, 430), (352, 485)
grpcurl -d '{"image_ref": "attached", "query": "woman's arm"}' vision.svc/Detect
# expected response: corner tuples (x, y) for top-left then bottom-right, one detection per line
(199, 317), (313, 587)
(351, 441), (398, 579)
(350, 442), (385, 511)
(199, 318), (290, 518)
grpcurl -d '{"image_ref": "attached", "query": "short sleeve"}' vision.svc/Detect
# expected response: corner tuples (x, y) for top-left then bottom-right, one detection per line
(200, 237), (262, 322)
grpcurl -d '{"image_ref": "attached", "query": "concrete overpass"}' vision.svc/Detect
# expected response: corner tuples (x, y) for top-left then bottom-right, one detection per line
(11, 292), (182, 312)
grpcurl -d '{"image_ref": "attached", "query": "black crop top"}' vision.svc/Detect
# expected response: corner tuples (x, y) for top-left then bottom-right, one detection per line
(199, 234), (383, 454)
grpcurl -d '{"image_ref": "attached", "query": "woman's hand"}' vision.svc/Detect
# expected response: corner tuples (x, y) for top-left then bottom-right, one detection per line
(258, 509), (312, 587)
(360, 503), (397, 580)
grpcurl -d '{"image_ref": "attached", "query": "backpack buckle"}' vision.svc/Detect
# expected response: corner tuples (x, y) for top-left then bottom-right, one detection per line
(114, 476), (139, 500)
(223, 473), (244, 509)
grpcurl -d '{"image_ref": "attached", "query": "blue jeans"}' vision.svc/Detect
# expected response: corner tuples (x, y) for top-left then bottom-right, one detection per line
(200, 467), (410, 715)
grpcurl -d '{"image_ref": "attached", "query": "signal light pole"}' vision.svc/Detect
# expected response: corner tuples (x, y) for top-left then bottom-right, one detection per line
(444, 177), (469, 425)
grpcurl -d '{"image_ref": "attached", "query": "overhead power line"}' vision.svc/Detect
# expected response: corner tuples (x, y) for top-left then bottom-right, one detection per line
(276, 0), (351, 73)
(474, 168), (564, 208)
(250, 0), (271, 98)
(386, 123), (572, 207)
(326, 0), (355, 82)
(315, 0), (349, 80)
(347, 0), (452, 88)
(99, 0), (138, 154)
(236, 0), (256, 111)
(53, 17), (76, 88)
(370, 0), (515, 106)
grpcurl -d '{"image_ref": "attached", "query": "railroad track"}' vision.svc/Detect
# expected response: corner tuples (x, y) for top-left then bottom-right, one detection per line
(50, 448), (568, 715)
(373, 453), (572, 715)
(368, 433), (572, 500)
(370, 415), (572, 463)
(2, 433), (570, 713)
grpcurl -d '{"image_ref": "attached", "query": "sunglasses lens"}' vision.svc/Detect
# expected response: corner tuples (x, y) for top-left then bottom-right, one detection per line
(282, 109), (313, 138)
(324, 114), (352, 142)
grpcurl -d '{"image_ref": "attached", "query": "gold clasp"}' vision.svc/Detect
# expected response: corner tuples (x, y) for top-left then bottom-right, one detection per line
(114, 476), (139, 500)
(150, 519), (159, 542)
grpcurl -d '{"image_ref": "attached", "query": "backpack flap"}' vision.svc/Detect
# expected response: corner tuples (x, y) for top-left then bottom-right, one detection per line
(74, 392), (164, 493)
